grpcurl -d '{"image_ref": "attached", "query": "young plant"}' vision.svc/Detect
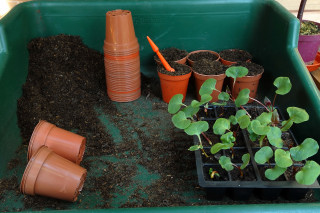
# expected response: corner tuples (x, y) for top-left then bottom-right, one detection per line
(219, 153), (251, 178)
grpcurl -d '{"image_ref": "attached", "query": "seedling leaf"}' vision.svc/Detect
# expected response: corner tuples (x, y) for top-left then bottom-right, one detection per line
(199, 78), (217, 96)
(238, 115), (250, 129)
(254, 146), (273, 164)
(275, 149), (293, 168)
(220, 132), (236, 144)
(251, 120), (271, 135)
(287, 107), (309, 124)
(218, 92), (230, 101)
(213, 118), (230, 135)
(235, 109), (247, 119)
(182, 105), (199, 118)
(188, 144), (203, 151)
(229, 115), (238, 125)
(211, 143), (234, 154)
(168, 94), (183, 114)
(225, 66), (248, 79)
(172, 111), (191, 130)
(267, 127), (283, 148)
(281, 120), (293, 131)
(274, 77), (292, 95)
(200, 94), (212, 103)
(235, 88), (250, 107)
(219, 156), (234, 171)
(240, 153), (250, 170)
(290, 138), (319, 161)
(265, 165), (286, 180)
(184, 121), (209, 136)
(295, 161), (320, 185)
(256, 112), (272, 126)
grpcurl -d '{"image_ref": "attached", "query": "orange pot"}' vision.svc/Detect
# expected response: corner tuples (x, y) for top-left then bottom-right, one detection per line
(21, 146), (87, 202)
(193, 70), (226, 102)
(231, 72), (264, 103)
(28, 120), (86, 164)
(158, 71), (191, 103)
(155, 56), (187, 65)
(187, 50), (220, 66)
(219, 49), (252, 65)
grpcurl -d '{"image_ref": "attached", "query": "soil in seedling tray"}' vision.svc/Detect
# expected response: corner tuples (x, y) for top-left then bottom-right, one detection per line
(193, 59), (225, 75)
(154, 47), (188, 62)
(189, 52), (219, 62)
(0, 35), (318, 212)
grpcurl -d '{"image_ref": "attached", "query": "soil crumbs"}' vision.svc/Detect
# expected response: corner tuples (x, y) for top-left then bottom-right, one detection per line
(193, 59), (226, 75)
(0, 34), (317, 212)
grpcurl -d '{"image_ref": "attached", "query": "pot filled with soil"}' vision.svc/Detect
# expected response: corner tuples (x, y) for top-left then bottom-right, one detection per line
(154, 47), (188, 64)
(192, 59), (226, 102)
(230, 61), (264, 103)
(187, 50), (220, 66)
(157, 62), (191, 103)
(219, 49), (252, 65)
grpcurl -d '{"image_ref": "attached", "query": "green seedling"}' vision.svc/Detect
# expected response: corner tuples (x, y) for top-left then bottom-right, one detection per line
(219, 154), (250, 178)
(209, 168), (220, 179)
(168, 66), (319, 185)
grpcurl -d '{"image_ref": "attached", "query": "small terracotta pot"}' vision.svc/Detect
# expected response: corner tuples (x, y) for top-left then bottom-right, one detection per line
(219, 49), (252, 65)
(158, 71), (192, 103)
(187, 50), (220, 66)
(21, 146), (87, 202)
(28, 120), (86, 164)
(231, 71), (264, 103)
(155, 56), (187, 65)
(193, 70), (226, 102)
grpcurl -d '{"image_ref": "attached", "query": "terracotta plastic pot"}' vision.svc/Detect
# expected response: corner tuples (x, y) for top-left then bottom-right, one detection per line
(306, 52), (320, 72)
(187, 50), (220, 66)
(103, 40), (139, 56)
(298, 21), (320, 64)
(231, 71), (264, 103)
(155, 56), (187, 65)
(158, 71), (192, 103)
(107, 87), (141, 102)
(193, 70), (226, 102)
(21, 146), (87, 202)
(28, 120), (86, 164)
(219, 49), (252, 65)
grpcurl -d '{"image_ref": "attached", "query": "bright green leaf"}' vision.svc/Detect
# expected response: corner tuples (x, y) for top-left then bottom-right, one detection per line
(210, 143), (234, 154)
(200, 94), (212, 103)
(229, 115), (238, 125)
(287, 107), (309, 124)
(188, 144), (203, 151)
(295, 161), (320, 185)
(267, 127), (283, 148)
(281, 120), (293, 132)
(256, 112), (272, 126)
(235, 88), (250, 107)
(182, 105), (199, 118)
(240, 153), (251, 170)
(220, 132), (236, 144)
(168, 94), (183, 114)
(274, 77), (292, 95)
(172, 111), (191, 130)
(213, 118), (230, 135)
(251, 120), (271, 135)
(290, 138), (319, 161)
(199, 78), (217, 96)
(249, 132), (259, 142)
(184, 121), (209, 136)
(254, 146), (273, 164)
(275, 149), (293, 168)
(225, 66), (248, 79)
(235, 110), (247, 119)
(238, 115), (250, 129)
(219, 156), (234, 171)
(218, 92), (230, 101)
(265, 165), (286, 180)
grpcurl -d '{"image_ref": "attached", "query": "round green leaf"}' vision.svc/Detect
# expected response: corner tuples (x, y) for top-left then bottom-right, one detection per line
(220, 132), (236, 144)
(290, 138), (319, 161)
(254, 146), (273, 164)
(210, 143), (234, 154)
(256, 112), (272, 126)
(265, 165), (286, 181)
(295, 161), (320, 185)
(274, 77), (292, 95)
(275, 149), (293, 168)
(172, 111), (191, 130)
(168, 94), (183, 114)
(267, 127), (283, 148)
(184, 121), (209, 136)
(200, 94), (212, 103)
(235, 88), (250, 107)
(213, 118), (230, 135)
(287, 107), (309, 124)
(188, 145), (203, 151)
(229, 115), (238, 125)
(251, 120), (271, 135)
(182, 105), (199, 118)
(218, 92), (230, 101)
(219, 156), (234, 171)
(199, 78), (217, 96)
(238, 115), (250, 129)
(226, 66), (248, 79)
(235, 109), (247, 119)
(240, 153), (250, 170)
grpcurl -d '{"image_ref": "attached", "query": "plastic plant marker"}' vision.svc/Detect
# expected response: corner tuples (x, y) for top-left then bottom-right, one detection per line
(213, 118), (230, 135)
(254, 146), (273, 164)
(265, 165), (287, 180)
(172, 111), (191, 129)
(168, 94), (184, 114)
(296, 161), (320, 185)
(290, 138), (319, 161)
(274, 77), (292, 95)
(146, 36), (174, 72)
(287, 107), (309, 123)
(267, 127), (283, 148)
(275, 149), (293, 168)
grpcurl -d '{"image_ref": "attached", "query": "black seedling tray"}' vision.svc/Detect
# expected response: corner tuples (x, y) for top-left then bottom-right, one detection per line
(195, 105), (320, 201)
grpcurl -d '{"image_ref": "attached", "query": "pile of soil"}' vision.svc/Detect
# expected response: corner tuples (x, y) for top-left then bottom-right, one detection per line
(157, 62), (191, 76)
(154, 47), (188, 62)
(231, 61), (264, 76)
(193, 59), (226, 75)
(219, 49), (252, 62)
(188, 51), (219, 62)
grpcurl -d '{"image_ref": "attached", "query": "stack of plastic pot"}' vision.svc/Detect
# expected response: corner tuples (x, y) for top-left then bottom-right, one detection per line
(103, 9), (141, 102)
(20, 120), (87, 202)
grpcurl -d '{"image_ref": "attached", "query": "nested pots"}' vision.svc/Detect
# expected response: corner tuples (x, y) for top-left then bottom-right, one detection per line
(219, 49), (252, 65)
(187, 50), (220, 66)
(157, 62), (191, 103)
(154, 47), (188, 65)
(21, 146), (87, 202)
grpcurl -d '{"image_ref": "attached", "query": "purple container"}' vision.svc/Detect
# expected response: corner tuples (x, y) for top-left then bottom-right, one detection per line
(298, 21), (320, 64)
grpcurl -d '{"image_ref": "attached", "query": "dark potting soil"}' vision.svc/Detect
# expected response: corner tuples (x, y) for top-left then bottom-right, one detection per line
(188, 52), (219, 62)
(231, 61), (264, 76)
(219, 49), (252, 62)
(193, 59), (226, 75)
(230, 166), (256, 181)
(154, 47), (188, 62)
(1, 35), (317, 211)
(157, 62), (191, 76)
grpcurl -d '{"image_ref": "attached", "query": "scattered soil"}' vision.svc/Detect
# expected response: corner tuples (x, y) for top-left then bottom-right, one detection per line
(219, 49), (252, 62)
(157, 62), (191, 76)
(231, 61), (264, 76)
(193, 59), (226, 75)
(230, 166), (256, 181)
(225, 148), (249, 163)
(188, 51), (219, 62)
(154, 47), (188, 62)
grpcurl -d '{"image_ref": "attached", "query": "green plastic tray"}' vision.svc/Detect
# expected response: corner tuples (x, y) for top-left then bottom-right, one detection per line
(0, 0), (320, 212)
